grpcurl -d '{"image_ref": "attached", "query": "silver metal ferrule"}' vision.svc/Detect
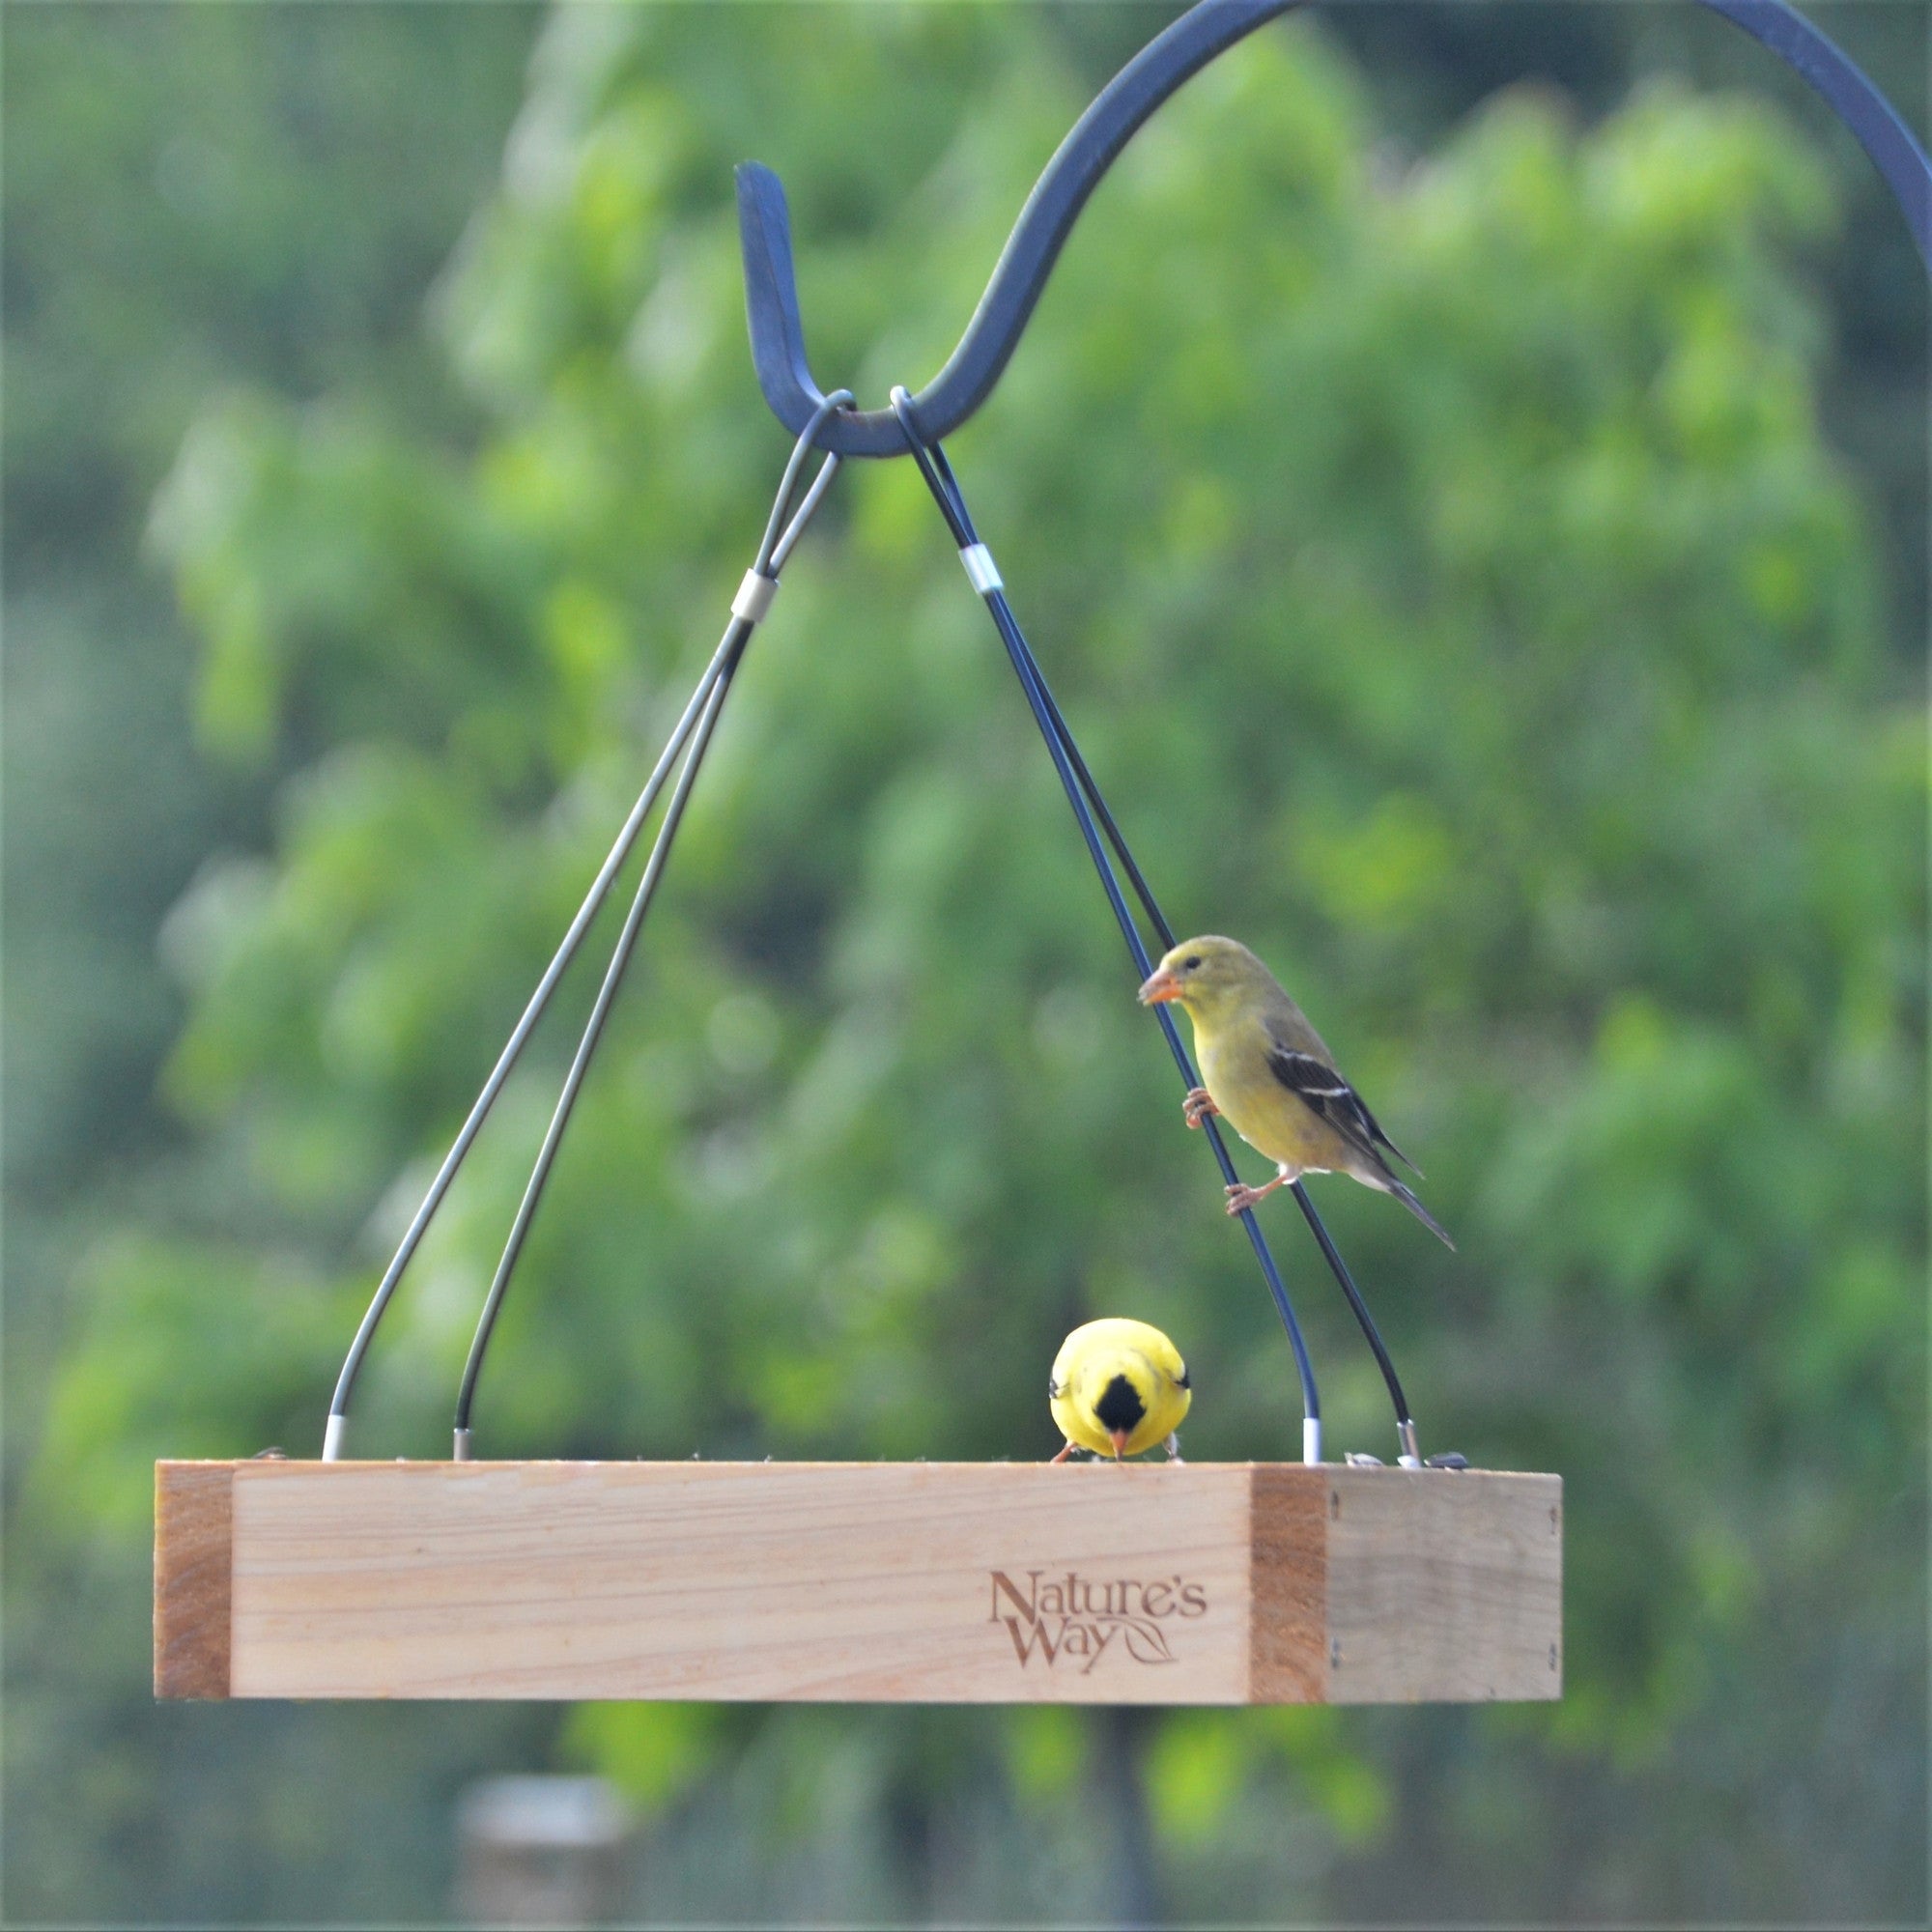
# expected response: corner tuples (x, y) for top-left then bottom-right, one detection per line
(959, 543), (1003, 595)
(1397, 1417), (1422, 1468)
(453, 1428), (474, 1463)
(322, 1412), (347, 1463)
(1302, 1417), (1322, 1465)
(730, 570), (779, 625)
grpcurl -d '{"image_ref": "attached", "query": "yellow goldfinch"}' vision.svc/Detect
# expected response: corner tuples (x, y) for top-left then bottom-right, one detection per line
(1048, 1317), (1191, 1462)
(1138, 935), (1454, 1248)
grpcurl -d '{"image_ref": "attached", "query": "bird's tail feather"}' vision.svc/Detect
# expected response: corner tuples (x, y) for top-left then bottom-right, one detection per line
(1381, 1137), (1424, 1179)
(1387, 1179), (1455, 1250)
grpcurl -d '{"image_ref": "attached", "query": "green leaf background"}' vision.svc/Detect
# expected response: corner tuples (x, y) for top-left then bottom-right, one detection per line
(7, 4), (1923, 1923)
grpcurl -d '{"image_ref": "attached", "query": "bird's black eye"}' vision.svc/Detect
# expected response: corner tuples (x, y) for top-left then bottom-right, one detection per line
(1177, 1368), (1190, 1390)
(1183, 955), (1201, 971)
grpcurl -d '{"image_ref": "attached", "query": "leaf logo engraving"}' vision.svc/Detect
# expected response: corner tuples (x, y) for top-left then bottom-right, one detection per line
(1120, 1618), (1176, 1664)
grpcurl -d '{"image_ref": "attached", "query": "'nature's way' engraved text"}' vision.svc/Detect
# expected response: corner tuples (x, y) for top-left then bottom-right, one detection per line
(988, 1569), (1208, 1673)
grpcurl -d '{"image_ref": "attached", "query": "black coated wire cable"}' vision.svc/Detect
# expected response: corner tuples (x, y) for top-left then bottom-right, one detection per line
(322, 394), (851, 1460)
(909, 422), (1426, 1459)
(913, 428), (1424, 1458)
(887, 388), (1331, 1459)
(450, 666), (731, 1453)
(448, 397), (851, 1456)
(919, 471), (1417, 1449)
(323, 646), (735, 1459)
(1031, 612), (1418, 1443)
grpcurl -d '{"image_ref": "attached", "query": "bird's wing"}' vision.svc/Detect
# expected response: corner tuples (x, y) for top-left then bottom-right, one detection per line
(1264, 1041), (1420, 1177)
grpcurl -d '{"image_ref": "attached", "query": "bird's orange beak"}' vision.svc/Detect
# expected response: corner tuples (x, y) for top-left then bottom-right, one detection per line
(1137, 967), (1181, 1007)
(1108, 1428), (1132, 1460)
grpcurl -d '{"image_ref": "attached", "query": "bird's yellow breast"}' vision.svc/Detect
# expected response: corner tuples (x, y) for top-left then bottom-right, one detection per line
(1195, 1014), (1333, 1171)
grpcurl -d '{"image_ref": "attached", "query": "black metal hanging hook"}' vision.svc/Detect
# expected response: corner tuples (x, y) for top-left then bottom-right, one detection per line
(737, 0), (1929, 456)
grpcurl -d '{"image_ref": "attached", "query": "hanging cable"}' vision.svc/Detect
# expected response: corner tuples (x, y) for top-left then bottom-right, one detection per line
(1041, 637), (1420, 1458)
(888, 389), (1328, 1463)
(916, 457), (1420, 1463)
(935, 468), (1422, 1453)
(323, 644), (731, 1460)
(322, 392), (852, 1461)
(451, 669), (728, 1457)
(447, 395), (851, 1458)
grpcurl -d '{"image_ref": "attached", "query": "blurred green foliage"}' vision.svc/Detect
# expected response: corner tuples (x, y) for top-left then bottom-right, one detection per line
(7, 3), (1924, 1924)
(2, 6), (550, 1921)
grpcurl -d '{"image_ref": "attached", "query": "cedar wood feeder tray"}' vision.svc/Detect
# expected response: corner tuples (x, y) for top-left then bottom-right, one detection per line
(155, 0), (1928, 1704)
(156, 1461), (1561, 1703)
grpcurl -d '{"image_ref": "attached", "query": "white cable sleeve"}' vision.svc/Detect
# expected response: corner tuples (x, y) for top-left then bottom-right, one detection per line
(731, 570), (780, 624)
(959, 543), (1003, 595)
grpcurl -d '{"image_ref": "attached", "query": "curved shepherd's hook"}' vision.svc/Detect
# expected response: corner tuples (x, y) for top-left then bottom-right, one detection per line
(737, 0), (1929, 456)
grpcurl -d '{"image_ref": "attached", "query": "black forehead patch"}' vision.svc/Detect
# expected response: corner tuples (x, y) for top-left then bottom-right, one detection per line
(1093, 1373), (1147, 1435)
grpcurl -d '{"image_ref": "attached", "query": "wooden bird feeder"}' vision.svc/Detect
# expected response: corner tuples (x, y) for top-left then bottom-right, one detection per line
(152, 0), (1926, 1708)
(156, 1460), (1559, 1703)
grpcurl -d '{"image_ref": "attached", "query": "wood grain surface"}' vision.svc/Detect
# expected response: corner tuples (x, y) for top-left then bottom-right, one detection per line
(154, 1461), (234, 1698)
(1323, 1466), (1563, 1703)
(153, 1461), (1562, 1704)
(1247, 1464), (1327, 1701)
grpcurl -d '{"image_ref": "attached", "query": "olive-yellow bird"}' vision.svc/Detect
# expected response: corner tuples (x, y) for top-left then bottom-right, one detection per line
(1048, 1318), (1191, 1462)
(1138, 935), (1453, 1248)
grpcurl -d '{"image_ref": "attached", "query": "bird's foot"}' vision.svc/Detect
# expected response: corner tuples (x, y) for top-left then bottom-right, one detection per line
(1224, 1177), (1286, 1216)
(1164, 1434), (1185, 1464)
(1050, 1441), (1077, 1464)
(1181, 1087), (1219, 1129)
